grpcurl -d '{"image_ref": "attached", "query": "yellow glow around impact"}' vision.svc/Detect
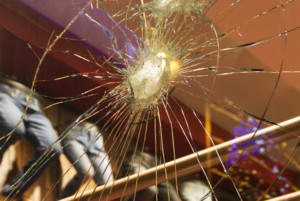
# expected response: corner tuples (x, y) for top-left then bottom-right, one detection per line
(170, 60), (180, 77)
(157, 52), (180, 77)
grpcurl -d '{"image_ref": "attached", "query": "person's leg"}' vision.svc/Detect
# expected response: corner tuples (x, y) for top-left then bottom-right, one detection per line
(25, 111), (61, 154)
(88, 135), (114, 185)
(1, 111), (61, 197)
(0, 94), (26, 160)
(60, 140), (94, 198)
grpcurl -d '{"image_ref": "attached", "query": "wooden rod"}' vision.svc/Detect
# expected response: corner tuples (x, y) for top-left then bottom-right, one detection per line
(61, 116), (300, 201)
(265, 191), (300, 201)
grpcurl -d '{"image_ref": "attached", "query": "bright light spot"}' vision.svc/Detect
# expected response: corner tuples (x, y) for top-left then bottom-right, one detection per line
(157, 52), (167, 58)
(255, 138), (264, 145)
(259, 147), (265, 153)
(251, 170), (257, 175)
(281, 142), (287, 147)
(280, 188), (285, 193)
(272, 165), (280, 174)
(170, 60), (180, 77)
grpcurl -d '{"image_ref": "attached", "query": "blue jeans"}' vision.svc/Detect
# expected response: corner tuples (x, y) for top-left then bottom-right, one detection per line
(0, 83), (61, 197)
(60, 123), (114, 198)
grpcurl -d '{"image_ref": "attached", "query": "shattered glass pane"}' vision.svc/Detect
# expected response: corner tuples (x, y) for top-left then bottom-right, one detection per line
(0, 0), (299, 200)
